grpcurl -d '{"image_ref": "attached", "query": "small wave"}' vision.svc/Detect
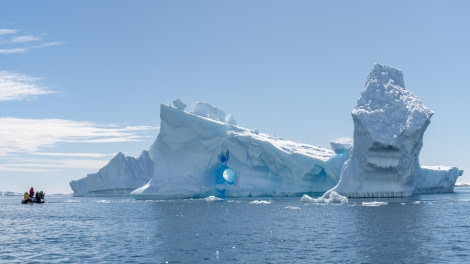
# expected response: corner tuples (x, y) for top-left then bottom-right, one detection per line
(204, 196), (223, 202)
(65, 199), (81, 203)
(362, 201), (388, 207)
(95, 200), (111, 204)
(301, 191), (348, 204)
(145, 200), (166, 203)
(250, 200), (272, 205)
(284, 206), (301, 210)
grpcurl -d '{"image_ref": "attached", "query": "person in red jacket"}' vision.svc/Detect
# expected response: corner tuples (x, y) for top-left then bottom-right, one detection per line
(29, 187), (34, 197)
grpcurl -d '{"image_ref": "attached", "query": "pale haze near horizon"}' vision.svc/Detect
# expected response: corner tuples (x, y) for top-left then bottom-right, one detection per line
(1, 1), (469, 194)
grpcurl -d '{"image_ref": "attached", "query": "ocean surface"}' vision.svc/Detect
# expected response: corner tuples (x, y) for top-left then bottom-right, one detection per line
(2, 188), (470, 263)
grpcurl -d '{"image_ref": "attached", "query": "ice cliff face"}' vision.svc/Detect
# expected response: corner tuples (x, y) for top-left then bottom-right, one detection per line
(69, 151), (154, 196)
(329, 63), (461, 198)
(130, 102), (351, 199)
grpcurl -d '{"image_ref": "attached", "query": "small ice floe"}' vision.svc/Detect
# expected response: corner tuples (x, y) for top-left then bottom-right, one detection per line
(250, 200), (272, 205)
(145, 199), (166, 203)
(284, 206), (301, 210)
(95, 200), (110, 204)
(300, 191), (348, 204)
(361, 201), (388, 207)
(412, 201), (421, 204)
(204, 196), (223, 202)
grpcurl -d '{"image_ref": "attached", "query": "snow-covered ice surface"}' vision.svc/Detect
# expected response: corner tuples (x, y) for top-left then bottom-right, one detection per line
(69, 151), (154, 196)
(131, 100), (351, 199)
(329, 63), (461, 198)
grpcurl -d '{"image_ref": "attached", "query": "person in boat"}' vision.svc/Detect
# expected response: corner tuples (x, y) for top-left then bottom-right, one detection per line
(23, 192), (30, 203)
(39, 191), (45, 200)
(35, 191), (39, 202)
(29, 187), (34, 197)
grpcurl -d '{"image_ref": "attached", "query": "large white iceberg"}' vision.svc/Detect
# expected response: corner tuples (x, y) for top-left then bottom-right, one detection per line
(328, 63), (462, 198)
(70, 151), (154, 196)
(130, 102), (351, 199)
(72, 64), (462, 199)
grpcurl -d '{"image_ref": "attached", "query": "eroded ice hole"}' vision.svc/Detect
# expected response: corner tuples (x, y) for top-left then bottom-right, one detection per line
(216, 165), (237, 185)
(223, 168), (236, 184)
(215, 166), (237, 195)
(217, 150), (236, 184)
(366, 142), (400, 168)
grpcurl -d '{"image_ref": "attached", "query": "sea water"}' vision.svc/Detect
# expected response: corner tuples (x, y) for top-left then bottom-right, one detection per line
(2, 188), (470, 263)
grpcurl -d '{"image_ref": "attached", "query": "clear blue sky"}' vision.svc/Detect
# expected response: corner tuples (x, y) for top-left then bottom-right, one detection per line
(1, 1), (469, 194)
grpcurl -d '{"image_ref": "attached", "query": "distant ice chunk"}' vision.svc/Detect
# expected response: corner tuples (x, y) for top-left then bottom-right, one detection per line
(300, 191), (348, 204)
(362, 201), (388, 207)
(204, 196), (223, 202)
(250, 200), (272, 205)
(69, 151), (154, 196)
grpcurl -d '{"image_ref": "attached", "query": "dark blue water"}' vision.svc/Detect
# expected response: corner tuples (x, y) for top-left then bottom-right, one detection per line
(2, 188), (470, 263)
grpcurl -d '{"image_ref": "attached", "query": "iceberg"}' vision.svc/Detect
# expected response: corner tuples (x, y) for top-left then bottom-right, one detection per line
(131, 101), (351, 199)
(73, 64), (462, 200)
(329, 63), (462, 198)
(69, 151), (154, 196)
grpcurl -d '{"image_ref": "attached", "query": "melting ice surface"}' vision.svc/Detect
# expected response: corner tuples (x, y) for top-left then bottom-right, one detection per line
(71, 64), (462, 199)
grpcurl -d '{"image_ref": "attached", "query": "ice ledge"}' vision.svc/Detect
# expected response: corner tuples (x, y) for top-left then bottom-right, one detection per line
(340, 191), (412, 198)
(414, 166), (461, 194)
